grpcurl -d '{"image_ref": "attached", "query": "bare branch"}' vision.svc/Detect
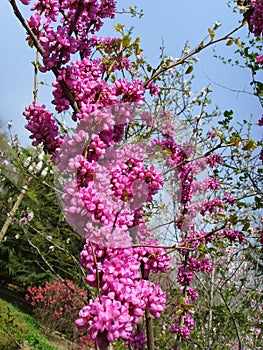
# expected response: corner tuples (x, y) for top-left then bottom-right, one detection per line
(144, 25), (243, 87)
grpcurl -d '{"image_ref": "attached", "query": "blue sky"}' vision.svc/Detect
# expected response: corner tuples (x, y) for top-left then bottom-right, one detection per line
(0, 1), (262, 145)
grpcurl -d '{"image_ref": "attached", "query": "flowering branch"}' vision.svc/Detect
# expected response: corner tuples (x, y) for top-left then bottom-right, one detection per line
(8, 0), (80, 113)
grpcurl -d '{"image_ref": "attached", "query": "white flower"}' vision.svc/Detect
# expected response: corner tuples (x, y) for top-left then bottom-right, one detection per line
(213, 21), (221, 30)
(24, 157), (32, 168)
(41, 167), (48, 177)
(28, 211), (34, 222)
(28, 164), (35, 173)
(38, 152), (45, 161)
(35, 160), (43, 172)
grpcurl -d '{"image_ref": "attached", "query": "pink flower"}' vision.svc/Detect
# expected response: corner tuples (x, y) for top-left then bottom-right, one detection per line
(256, 54), (263, 66)
(206, 153), (223, 167)
(187, 287), (198, 301)
(20, 0), (30, 5)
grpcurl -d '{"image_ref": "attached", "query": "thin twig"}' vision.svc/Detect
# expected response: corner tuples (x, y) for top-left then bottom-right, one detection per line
(143, 25), (243, 87)
(89, 241), (101, 302)
(33, 51), (39, 103)
(220, 292), (243, 349)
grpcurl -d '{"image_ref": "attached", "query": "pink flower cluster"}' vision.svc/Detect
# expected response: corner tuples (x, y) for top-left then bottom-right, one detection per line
(250, 0), (263, 37)
(26, 279), (87, 314)
(52, 58), (107, 115)
(25, 280), (93, 347)
(53, 111), (163, 245)
(110, 155), (163, 203)
(170, 322), (193, 340)
(154, 137), (194, 206)
(60, 156), (162, 243)
(125, 330), (146, 349)
(178, 230), (212, 255)
(177, 257), (213, 286)
(75, 241), (168, 343)
(219, 229), (246, 243)
(23, 102), (62, 160)
(24, 0), (117, 71)
(169, 286), (198, 341)
(205, 153), (223, 167)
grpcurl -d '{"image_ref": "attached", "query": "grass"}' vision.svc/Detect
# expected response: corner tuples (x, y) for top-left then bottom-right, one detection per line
(0, 298), (58, 350)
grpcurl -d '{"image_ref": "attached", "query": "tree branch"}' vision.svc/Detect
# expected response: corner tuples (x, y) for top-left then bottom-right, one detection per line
(143, 25), (243, 87)
(8, 0), (80, 114)
(0, 177), (32, 243)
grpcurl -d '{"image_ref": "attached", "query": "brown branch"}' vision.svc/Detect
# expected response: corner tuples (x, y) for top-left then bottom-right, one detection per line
(33, 51), (39, 103)
(9, 0), (44, 53)
(68, 0), (84, 36)
(22, 225), (63, 280)
(133, 224), (227, 253)
(141, 264), (155, 350)
(208, 266), (215, 348)
(145, 309), (155, 350)
(162, 141), (225, 177)
(8, 0), (80, 114)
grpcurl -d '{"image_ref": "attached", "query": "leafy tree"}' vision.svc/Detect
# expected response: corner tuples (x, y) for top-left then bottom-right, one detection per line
(0, 141), (86, 288)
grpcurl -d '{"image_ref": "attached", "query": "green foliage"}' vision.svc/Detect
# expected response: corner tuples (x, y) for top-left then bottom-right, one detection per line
(0, 146), (85, 289)
(0, 298), (57, 350)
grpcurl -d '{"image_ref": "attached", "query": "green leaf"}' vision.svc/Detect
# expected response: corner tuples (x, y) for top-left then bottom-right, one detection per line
(175, 308), (184, 315)
(27, 39), (34, 48)
(215, 130), (225, 141)
(255, 196), (263, 209)
(134, 37), (140, 46)
(183, 303), (193, 311)
(122, 35), (131, 48)
(178, 296), (185, 305)
(242, 222), (250, 231)
(229, 215), (238, 225)
(226, 39), (233, 46)
(234, 39), (242, 47)
(114, 23), (125, 33)
(146, 64), (152, 72)
(242, 139), (257, 151)
(185, 65), (194, 74)
(208, 28), (215, 39)
(198, 41), (204, 50)
(230, 136), (241, 147)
